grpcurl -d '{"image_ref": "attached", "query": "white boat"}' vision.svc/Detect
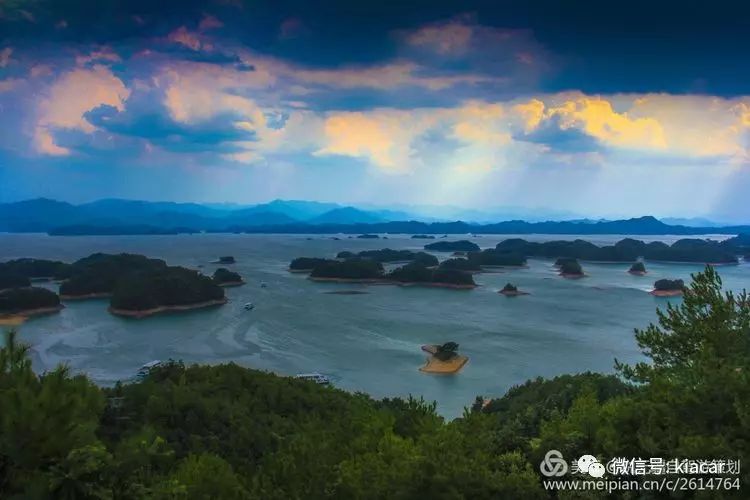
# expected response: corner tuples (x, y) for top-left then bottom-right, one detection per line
(135, 360), (162, 381)
(244, 302), (254, 310)
(294, 373), (331, 385)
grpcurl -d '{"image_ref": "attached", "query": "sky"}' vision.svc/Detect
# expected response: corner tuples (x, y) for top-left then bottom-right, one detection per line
(1, 0), (750, 221)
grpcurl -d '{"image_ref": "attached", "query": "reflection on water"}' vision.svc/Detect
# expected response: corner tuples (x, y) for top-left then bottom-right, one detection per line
(1, 232), (746, 418)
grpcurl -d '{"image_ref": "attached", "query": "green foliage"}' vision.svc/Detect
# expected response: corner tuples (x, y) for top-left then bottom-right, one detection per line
(310, 258), (384, 279)
(652, 278), (685, 291)
(387, 262), (476, 286)
(59, 253), (167, 296)
(0, 286), (60, 313)
(212, 267), (243, 285)
(468, 249), (526, 267)
(628, 261), (646, 273)
(424, 240), (480, 252)
(439, 258), (481, 271)
(110, 267), (224, 311)
(502, 283), (518, 292)
(0, 269), (31, 290)
(558, 260), (583, 276)
(289, 257), (331, 271)
(0, 258), (71, 280)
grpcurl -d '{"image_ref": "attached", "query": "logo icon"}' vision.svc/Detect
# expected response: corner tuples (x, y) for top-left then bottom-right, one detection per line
(577, 454), (605, 478)
(540, 450), (568, 477)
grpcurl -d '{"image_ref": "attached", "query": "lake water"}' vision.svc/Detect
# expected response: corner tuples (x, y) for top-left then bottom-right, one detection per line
(2, 232), (747, 418)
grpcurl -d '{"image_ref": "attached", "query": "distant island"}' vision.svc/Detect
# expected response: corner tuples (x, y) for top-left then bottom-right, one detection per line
(424, 240), (480, 252)
(559, 260), (585, 278)
(420, 342), (469, 374)
(437, 258), (482, 272)
(499, 283), (528, 296)
(651, 278), (685, 297)
(629, 262), (647, 275)
(467, 249), (526, 268)
(59, 253), (167, 299)
(0, 287), (63, 325)
(411, 234), (435, 239)
(387, 262), (476, 289)
(212, 268), (245, 287)
(289, 257), (331, 272)
(496, 237), (739, 264)
(309, 259), (385, 282)
(214, 256), (236, 264)
(356, 234), (380, 239)
(336, 249), (438, 266)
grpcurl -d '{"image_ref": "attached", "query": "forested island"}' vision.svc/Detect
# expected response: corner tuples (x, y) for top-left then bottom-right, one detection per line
(59, 253), (168, 299)
(411, 234), (435, 239)
(424, 240), (480, 252)
(629, 261), (647, 275)
(0, 267), (747, 497)
(495, 237), (739, 264)
(387, 263), (476, 288)
(0, 287), (63, 324)
(499, 283), (528, 296)
(336, 249), (438, 266)
(420, 342), (469, 373)
(212, 268), (245, 287)
(467, 249), (527, 267)
(651, 278), (686, 296)
(558, 259), (585, 278)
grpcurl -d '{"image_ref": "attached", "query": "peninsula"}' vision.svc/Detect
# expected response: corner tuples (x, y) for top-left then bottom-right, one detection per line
(212, 268), (245, 287)
(0, 287), (64, 325)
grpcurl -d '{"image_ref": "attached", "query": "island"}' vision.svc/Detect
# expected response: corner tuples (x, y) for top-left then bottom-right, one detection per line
(216, 256), (236, 264)
(356, 234), (380, 239)
(309, 259), (385, 282)
(212, 268), (245, 287)
(438, 258), (481, 272)
(499, 283), (528, 296)
(387, 262), (476, 289)
(108, 266), (227, 318)
(628, 262), (647, 275)
(424, 240), (480, 252)
(559, 260), (585, 278)
(419, 342), (468, 374)
(0, 269), (31, 291)
(0, 287), (64, 325)
(289, 257), (331, 272)
(336, 249), (438, 266)
(494, 237), (738, 264)
(0, 258), (71, 281)
(468, 249), (527, 268)
(59, 253), (167, 299)
(651, 278), (685, 297)
(411, 234), (435, 239)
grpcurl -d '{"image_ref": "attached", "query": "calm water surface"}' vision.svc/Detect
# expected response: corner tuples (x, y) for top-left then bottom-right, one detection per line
(1, 233), (747, 418)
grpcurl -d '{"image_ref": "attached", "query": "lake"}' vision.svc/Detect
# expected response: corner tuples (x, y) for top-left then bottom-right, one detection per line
(1, 232), (747, 418)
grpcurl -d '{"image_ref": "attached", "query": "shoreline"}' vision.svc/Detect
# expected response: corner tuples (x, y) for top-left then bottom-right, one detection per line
(560, 273), (586, 279)
(108, 297), (228, 319)
(0, 304), (65, 326)
(420, 355), (469, 374)
(499, 289), (529, 296)
(650, 289), (684, 297)
(217, 280), (245, 287)
(61, 292), (112, 300)
(628, 270), (648, 276)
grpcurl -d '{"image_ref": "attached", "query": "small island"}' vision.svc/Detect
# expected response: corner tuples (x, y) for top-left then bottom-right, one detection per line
(499, 283), (528, 296)
(356, 234), (380, 239)
(628, 262), (647, 275)
(420, 342), (468, 374)
(411, 234), (435, 239)
(109, 266), (226, 318)
(0, 258), (71, 282)
(559, 259), (585, 278)
(387, 263), (476, 289)
(289, 257), (331, 272)
(216, 256), (236, 264)
(0, 287), (64, 325)
(651, 278), (685, 297)
(468, 249), (527, 268)
(59, 253), (167, 299)
(212, 268), (245, 287)
(336, 249), (438, 266)
(309, 259), (385, 282)
(424, 240), (480, 252)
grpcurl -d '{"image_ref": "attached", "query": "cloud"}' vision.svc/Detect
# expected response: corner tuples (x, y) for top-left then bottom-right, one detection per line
(167, 26), (205, 51)
(35, 65), (130, 155)
(0, 78), (22, 93)
(75, 47), (121, 66)
(198, 15), (223, 31)
(404, 19), (474, 55)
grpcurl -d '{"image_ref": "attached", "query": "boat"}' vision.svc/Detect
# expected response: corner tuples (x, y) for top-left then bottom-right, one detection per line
(134, 360), (162, 381)
(294, 373), (331, 385)
(244, 302), (254, 310)
(260, 282), (267, 288)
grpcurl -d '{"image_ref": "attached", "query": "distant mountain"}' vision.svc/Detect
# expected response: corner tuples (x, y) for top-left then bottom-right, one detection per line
(3, 198), (750, 236)
(310, 207), (384, 224)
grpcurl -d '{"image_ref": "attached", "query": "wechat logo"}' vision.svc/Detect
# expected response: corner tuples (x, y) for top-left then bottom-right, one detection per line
(578, 454), (605, 478)
(540, 450), (568, 477)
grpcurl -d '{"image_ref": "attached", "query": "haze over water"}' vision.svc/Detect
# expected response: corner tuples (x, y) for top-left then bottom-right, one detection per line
(2, 232), (747, 418)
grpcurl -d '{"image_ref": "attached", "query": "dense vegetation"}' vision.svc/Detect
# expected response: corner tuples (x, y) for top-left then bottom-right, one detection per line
(0, 269), (30, 290)
(356, 234), (379, 239)
(495, 237), (739, 263)
(336, 249), (439, 266)
(212, 268), (243, 285)
(59, 253), (167, 297)
(438, 258), (481, 271)
(0, 258), (71, 280)
(309, 259), (384, 280)
(433, 341), (460, 361)
(501, 283), (518, 293)
(110, 267), (225, 311)
(559, 260), (584, 276)
(653, 278), (685, 291)
(387, 262), (476, 286)
(0, 286), (60, 313)
(1, 267), (746, 498)
(411, 234), (435, 239)
(289, 257), (331, 271)
(468, 249), (526, 267)
(629, 261), (646, 273)
(424, 240), (480, 252)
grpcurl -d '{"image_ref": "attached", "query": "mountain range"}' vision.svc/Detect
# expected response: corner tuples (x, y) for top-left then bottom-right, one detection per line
(1, 198), (748, 236)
